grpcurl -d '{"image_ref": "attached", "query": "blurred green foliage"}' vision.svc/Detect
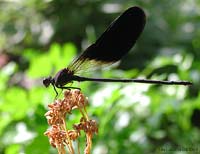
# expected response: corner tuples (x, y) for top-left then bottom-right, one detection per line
(0, 0), (200, 154)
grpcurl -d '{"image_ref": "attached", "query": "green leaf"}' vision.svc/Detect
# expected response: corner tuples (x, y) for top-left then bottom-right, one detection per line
(25, 135), (50, 154)
(61, 42), (77, 66)
(3, 87), (28, 120)
(27, 53), (52, 77)
(5, 144), (20, 154)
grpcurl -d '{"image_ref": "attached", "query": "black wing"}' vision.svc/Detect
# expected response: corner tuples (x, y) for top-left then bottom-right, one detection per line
(68, 6), (146, 73)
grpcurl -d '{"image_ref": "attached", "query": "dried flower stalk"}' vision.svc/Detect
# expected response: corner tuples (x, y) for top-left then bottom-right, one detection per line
(44, 89), (98, 154)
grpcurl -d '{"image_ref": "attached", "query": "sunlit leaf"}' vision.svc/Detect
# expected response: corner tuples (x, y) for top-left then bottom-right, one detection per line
(3, 88), (28, 120)
(5, 144), (20, 154)
(27, 54), (53, 77)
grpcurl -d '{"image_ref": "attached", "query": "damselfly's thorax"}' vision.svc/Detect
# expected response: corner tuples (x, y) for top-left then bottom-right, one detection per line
(43, 68), (74, 88)
(53, 68), (75, 87)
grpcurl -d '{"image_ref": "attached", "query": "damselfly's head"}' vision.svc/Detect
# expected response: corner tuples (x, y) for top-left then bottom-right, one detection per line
(43, 76), (53, 87)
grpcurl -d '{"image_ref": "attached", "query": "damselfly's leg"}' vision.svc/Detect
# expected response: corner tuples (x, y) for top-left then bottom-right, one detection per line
(57, 86), (81, 90)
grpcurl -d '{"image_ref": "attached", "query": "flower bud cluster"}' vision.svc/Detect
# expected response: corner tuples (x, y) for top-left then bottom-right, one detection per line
(44, 89), (98, 154)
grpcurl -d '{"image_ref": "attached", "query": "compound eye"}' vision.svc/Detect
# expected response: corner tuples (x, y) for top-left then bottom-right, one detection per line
(43, 76), (52, 87)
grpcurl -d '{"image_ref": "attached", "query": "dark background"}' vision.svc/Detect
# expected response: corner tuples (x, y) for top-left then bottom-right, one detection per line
(0, 0), (200, 153)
